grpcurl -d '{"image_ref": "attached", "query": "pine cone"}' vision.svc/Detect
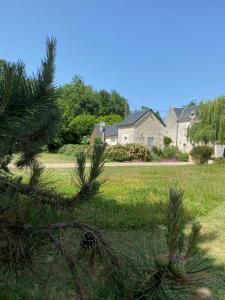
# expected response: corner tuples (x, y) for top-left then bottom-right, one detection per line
(80, 231), (97, 250)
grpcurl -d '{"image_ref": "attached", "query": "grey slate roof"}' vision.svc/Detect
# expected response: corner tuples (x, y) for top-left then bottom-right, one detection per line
(119, 110), (149, 127)
(178, 106), (199, 122)
(174, 107), (184, 118)
(104, 124), (119, 137)
(93, 124), (119, 137)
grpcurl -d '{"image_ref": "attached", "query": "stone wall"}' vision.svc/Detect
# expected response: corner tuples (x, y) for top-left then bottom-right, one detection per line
(164, 107), (178, 146)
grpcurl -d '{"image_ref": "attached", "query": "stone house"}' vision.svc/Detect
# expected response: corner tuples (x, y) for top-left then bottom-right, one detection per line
(164, 106), (225, 157)
(90, 109), (165, 148)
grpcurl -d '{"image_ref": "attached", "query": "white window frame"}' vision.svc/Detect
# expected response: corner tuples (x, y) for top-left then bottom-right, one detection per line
(147, 137), (154, 146)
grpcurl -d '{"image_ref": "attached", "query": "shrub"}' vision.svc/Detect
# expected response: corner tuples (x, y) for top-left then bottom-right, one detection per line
(47, 137), (63, 152)
(80, 135), (90, 145)
(58, 144), (90, 157)
(162, 146), (179, 159)
(175, 152), (189, 162)
(105, 144), (152, 162)
(163, 136), (172, 147)
(150, 152), (161, 161)
(151, 145), (163, 157)
(190, 145), (213, 164)
(105, 145), (129, 161)
(94, 136), (103, 145)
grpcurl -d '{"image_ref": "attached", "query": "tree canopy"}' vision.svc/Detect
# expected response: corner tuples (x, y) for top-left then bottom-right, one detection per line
(188, 96), (225, 145)
(58, 76), (129, 120)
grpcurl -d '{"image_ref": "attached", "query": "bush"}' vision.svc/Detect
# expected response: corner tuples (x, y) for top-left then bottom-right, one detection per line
(105, 144), (151, 162)
(151, 146), (163, 157)
(58, 144), (90, 157)
(47, 137), (63, 152)
(80, 135), (90, 145)
(190, 145), (213, 164)
(175, 152), (189, 162)
(162, 146), (179, 159)
(163, 136), (172, 147)
(151, 146), (189, 162)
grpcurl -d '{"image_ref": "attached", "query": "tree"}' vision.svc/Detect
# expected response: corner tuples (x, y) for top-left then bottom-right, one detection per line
(188, 96), (225, 145)
(59, 75), (99, 120)
(185, 99), (197, 107)
(98, 89), (129, 117)
(96, 113), (122, 125)
(0, 38), (118, 299)
(141, 105), (149, 111)
(68, 114), (96, 144)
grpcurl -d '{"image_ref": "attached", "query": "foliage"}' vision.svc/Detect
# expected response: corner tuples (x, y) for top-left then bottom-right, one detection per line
(96, 113), (122, 125)
(188, 96), (225, 145)
(80, 135), (90, 145)
(151, 146), (163, 157)
(175, 152), (189, 162)
(105, 144), (152, 162)
(67, 114), (96, 144)
(162, 146), (179, 160)
(185, 99), (197, 107)
(47, 136), (63, 152)
(164, 136), (172, 147)
(190, 146), (213, 164)
(214, 157), (225, 164)
(58, 113), (123, 145)
(0, 40), (120, 299)
(129, 188), (211, 299)
(0, 38), (59, 167)
(58, 144), (90, 157)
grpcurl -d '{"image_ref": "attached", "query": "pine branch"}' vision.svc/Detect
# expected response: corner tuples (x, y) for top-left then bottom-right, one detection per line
(166, 188), (185, 256)
(49, 233), (87, 300)
(185, 222), (202, 259)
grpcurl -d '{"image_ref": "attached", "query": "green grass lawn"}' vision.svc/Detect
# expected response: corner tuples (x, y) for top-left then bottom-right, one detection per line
(15, 163), (225, 299)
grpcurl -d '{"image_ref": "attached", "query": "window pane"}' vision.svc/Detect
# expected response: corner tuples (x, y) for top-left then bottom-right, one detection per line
(147, 137), (154, 146)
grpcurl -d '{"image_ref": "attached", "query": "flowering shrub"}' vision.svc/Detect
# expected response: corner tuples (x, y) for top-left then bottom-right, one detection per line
(105, 144), (152, 162)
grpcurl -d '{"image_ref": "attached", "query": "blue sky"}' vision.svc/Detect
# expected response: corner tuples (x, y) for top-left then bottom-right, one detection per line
(1, 1), (225, 114)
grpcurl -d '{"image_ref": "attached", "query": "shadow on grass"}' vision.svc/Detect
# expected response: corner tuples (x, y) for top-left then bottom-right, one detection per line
(75, 195), (225, 299)
(2, 195), (225, 299)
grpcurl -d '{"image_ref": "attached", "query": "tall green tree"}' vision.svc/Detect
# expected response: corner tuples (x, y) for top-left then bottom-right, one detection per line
(188, 96), (225, 145)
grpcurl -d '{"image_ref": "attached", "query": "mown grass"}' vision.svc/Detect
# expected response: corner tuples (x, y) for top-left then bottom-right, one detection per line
(13, 163), (225, 299)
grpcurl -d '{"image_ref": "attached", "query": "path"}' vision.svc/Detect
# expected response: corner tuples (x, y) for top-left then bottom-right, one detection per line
(43, 161), (193, 168)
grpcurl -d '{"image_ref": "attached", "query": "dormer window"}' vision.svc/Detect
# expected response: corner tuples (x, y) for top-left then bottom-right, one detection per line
(190, 111), (195, 119)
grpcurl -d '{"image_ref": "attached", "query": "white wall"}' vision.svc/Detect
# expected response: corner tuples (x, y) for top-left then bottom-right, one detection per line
(105, 136), (118, 146)
(118, 127), (135, 145)
(164, 107), (178, 146)
(214, 144), (225, 158)
(177, 122), (193, 153)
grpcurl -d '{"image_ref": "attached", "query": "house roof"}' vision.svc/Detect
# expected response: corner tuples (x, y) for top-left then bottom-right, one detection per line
(174, 107), (184, 118)
(104, 124), (119, 137)
(119, 109), (165, 127)
(119, 110), (149, 126)
(93, 123), (119, 137)
(178, 106), (199, 122)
